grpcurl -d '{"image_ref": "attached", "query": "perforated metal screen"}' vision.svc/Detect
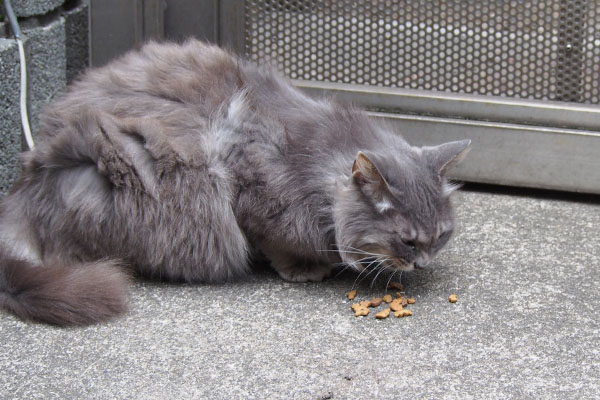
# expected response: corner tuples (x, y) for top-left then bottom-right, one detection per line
(244, 0), (600, 104)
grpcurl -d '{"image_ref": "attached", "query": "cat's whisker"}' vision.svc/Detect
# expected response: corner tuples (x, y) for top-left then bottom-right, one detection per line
(319, 248), (382, 259)
(338, 246), (384, 258)
(318, 249), (355, 253)
(332, 264), (352, 279)
(384, 268), (397, 291)
(351, 257), (382, 289)
(336, 250), (381, 258)
(338, 246), (392, 271)
(334, 256), (373, 270)
(333, 244), (386, 258)
(362, 260), (389, 287)
(332, 258), (369, 278)
(370, 259), (393, 288)
(355, 257), (389, 288)
(352, 256), (380, 265)
(338, 256), (381, 280)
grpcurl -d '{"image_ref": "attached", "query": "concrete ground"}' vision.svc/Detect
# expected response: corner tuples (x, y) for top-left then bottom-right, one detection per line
(0, 188), (598, 399)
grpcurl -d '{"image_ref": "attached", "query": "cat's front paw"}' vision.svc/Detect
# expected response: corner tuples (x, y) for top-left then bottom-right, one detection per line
(277, 265), (331, 283)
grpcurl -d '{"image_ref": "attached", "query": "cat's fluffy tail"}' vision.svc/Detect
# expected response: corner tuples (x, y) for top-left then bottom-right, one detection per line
(0, 253), (130, 326)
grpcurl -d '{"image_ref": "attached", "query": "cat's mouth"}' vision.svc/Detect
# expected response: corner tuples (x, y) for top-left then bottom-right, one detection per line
(349, 255), (414, 272)
(344, 245), (415, 272)
(390, 258), (416, 271)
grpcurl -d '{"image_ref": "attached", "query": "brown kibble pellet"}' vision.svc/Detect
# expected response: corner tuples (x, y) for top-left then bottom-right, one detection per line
(382, 294), (393, 303)
(346, 289), (357, 300)
(387, 282), (403, 290)
(351, 302), (370, 317)
(354, 306), (369, 317)
(390, 298), (403, 312)
(359, 300), (371, 308)
(369, 298), (383, 307)
(449, 294), (458, 303)
(394, 294), (408, 306)
(375, 308), (391, 319)
(394, 309), (413, 318)
(407, 298), (416, 304)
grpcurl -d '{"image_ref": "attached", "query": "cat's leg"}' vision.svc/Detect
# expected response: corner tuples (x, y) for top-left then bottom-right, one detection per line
(261, 245), (331, 283)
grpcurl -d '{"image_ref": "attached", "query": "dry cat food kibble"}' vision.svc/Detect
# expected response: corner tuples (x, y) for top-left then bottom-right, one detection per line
(390, 298), (403, 312)
(375, 308), (391, 319)
(344, 289), (418, 319)
(449, 294), (458, 303)
(394, 309), (412, 318)
(369, 298), (383, 307)
(354, 307), (369, 317)
(388, 282), (403, 290)
(351, 303), (369, 317)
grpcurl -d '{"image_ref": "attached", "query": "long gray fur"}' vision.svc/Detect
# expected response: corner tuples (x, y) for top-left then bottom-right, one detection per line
(0, 40), (470, 325)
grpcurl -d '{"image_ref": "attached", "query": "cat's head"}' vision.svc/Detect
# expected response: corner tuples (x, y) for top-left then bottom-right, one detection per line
(333, 139), (471, 273)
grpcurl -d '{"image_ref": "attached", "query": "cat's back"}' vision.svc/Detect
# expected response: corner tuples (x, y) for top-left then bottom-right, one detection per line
(25, 40), (247, 178)
(51, 40), (242, 122)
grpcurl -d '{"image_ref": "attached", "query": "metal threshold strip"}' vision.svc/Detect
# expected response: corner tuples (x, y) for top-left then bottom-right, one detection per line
(294, 80), (600, 132)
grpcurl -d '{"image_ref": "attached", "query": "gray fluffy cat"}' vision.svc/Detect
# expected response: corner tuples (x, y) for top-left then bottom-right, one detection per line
(0, 40), (470, 325)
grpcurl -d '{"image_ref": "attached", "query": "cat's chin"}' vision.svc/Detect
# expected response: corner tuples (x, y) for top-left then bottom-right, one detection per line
(342, 252), (416, 273)
(388, 258), (415, 272)
(394, 263), (417, 272)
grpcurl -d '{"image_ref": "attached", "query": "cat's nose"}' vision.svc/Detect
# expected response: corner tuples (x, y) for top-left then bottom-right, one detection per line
(414, 257), (430, 269)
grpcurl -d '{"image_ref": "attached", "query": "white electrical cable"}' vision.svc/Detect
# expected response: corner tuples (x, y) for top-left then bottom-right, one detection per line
(17, 38), (34, 150)
(4, 0), (35, 150)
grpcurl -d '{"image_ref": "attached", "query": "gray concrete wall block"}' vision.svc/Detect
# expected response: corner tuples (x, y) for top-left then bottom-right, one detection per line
(0, 39), (23, 196)
(1, 21), (8, 38)
(22, 15), (67, 136)
(64, 1), (89, 83)
(1, 2), (88, 197)
(10, 0), (66, 18)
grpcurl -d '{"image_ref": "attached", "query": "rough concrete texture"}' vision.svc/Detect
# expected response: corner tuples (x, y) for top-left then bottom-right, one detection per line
(1, 1), (89, 193)
(10, 0), (65, 18)
(64, 1), (89, 83)
(0, 189), (598, 399)
(0, 39), (21, 195)
(22, 16), (67, 136)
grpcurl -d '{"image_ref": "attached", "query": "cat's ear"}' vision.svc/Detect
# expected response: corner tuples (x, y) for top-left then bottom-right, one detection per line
(423, 139), (471, 176)
(352, 152), (392, 210)
(352, 152), (385, 184)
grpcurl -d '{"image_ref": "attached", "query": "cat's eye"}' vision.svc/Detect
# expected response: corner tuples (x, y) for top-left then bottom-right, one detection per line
(437, 231), (451, 241)
(401, 238), (416, 249)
